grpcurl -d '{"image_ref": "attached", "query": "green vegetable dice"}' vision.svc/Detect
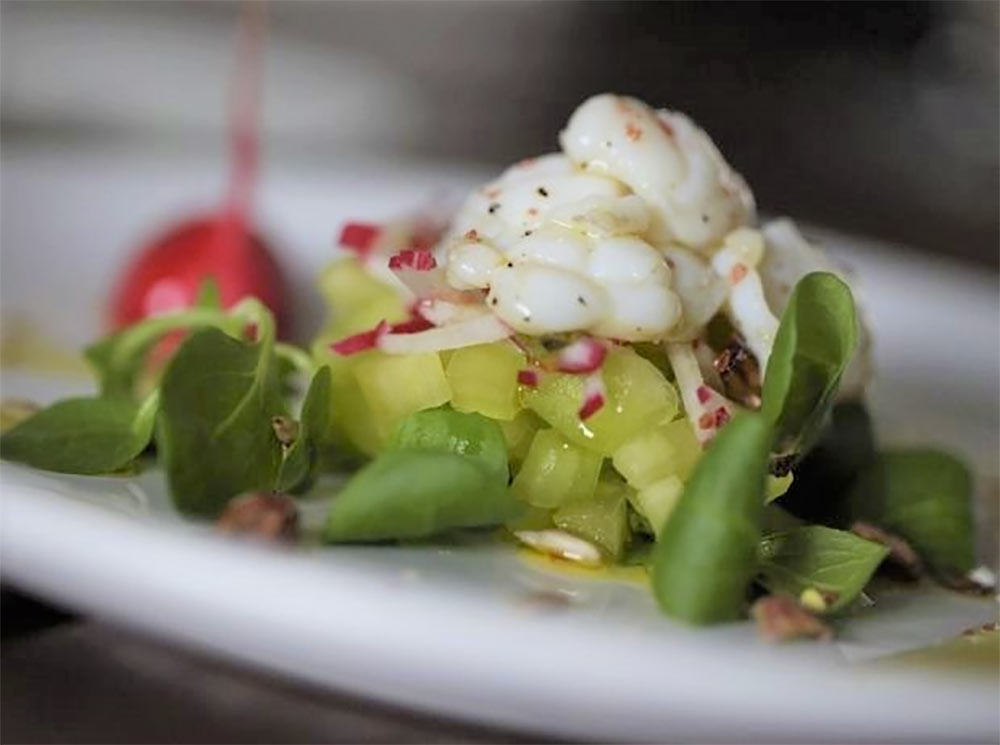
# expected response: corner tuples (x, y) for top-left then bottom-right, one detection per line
(317, 257), (407, 326)
(445, 342), (525, 421)
(633, 474), (684, 538)
(353, 352), (452, 446)
(553, 478), (630, 559)
(521, 347), (679, 456)
(611, 419), (701, 488)
(499, 409), (544, 466)
(511, 428), (602, 508)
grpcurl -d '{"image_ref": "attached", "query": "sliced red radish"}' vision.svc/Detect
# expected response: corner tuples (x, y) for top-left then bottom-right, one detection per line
(517, 369), (540, 387)
(330, 320), (388, 356)
(339, 222), (381, 259)
(388, 249), (437, 271)
(666, 341), (737, 445)
(556, 336), (608, 374)
(578, 373), (606, 420)
(378, 313), (511, 355)
(388, 314), (435, 334)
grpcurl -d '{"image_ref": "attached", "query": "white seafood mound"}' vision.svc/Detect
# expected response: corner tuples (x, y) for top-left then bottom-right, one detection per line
(439, 92), (870, 387)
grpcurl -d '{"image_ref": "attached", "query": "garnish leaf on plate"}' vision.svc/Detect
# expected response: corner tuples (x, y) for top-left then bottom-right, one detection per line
(651, 413), (773, 624)
(761, 272), (858, 455)
(85, 306), (240, 399)
(847, 449), (975, 575)
(757, 525), (889, 613)
(322, 450), (521, 543)
(274, 365), (332, 494)
(0, 390), (159, 474)
(157, 316), (286, 517)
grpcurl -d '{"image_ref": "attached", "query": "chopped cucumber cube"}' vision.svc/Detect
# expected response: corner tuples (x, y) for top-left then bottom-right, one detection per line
(553, 478), (630, 560)
(353, 352), (452, 447)
(317, 257), (406, 323)
(511, 428), (602, 508)
(521, 347), (679, 456)
(633, 475), (684, 538)
(446, 342), (525, 421)
(500, 409), (544, 466)
(612, 419), (701, 488)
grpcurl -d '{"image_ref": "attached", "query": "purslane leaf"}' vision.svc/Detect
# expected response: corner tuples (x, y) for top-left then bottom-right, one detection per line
(322, 450), (521, 543)
(757, 525), (888, 612)
(275, 366), (332, 494)
(761, 272), (858, 454)
(847, 449), (974, 575)
(157, 325), (286, 516)
(651, 413), (773, 625)
(0, 391), (159, 474)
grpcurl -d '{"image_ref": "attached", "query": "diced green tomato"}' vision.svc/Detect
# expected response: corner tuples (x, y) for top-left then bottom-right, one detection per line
(611, 419), (701, 489)
(633, 475), (684, 538)
(553, 478), (630, 560)
(353, 352), (451, 446)
(505, 504), (554, 532)
(511, 428), (602, 508)
(521, 347), (679, 455)
(445, 342), (525, 421)
(500, 409), (544, 467)
(317, 257), (406, 322)
(307, 356), (380, 456)
(765, 473), (794, 503)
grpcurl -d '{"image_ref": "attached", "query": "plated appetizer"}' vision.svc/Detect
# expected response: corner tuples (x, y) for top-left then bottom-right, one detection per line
(2, 94), (989, 637)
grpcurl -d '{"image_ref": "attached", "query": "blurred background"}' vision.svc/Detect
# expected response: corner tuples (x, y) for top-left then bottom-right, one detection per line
(2, 0), (997, 266)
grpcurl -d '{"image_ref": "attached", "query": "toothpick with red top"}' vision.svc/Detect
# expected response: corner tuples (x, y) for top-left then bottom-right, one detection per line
(108, 1), (289, 335)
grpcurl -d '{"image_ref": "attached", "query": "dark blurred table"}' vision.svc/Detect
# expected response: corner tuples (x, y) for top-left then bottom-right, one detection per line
(1, 586), (546, 744)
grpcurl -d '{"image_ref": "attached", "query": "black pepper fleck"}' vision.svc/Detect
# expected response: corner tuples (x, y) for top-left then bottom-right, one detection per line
(604, 140), (613, 148)
(577, 296), (587, 306)
(488, 203), (500, 214)
(537, 187), (549, 197)
(701, 214), (709, 223)
(506, 262), (513, 268)
(523, 230), (533, 237)
(491, 297), (498, 306)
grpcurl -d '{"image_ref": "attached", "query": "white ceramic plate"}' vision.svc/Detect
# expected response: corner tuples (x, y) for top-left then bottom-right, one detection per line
(1, 144), (998, 742)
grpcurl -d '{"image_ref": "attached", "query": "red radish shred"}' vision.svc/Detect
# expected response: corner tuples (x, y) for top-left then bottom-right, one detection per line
(714, 407), (731, 426)
(388, 249), (437, 271)
(330, 320), (388, 356)
(378, 313), (511, 355)
(556, 337), (607, 374)
(339, 222), (381, 258)
(517, 369), (539, 387)
(389, 315), (435, 334)
(696, 385), (712, 405)
(578, 373), (606, 420)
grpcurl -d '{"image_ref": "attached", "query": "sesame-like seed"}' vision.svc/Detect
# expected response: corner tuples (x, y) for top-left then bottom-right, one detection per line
(507, 262), (513, 268)
(524, 230), (533, 236)
(577, 296), (587, 306)
(537, 187), (549, 197)
(488, 203), (500, 214)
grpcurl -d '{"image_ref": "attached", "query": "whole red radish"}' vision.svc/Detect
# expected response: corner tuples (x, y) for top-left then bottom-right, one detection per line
(108, 2), (288, 335)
